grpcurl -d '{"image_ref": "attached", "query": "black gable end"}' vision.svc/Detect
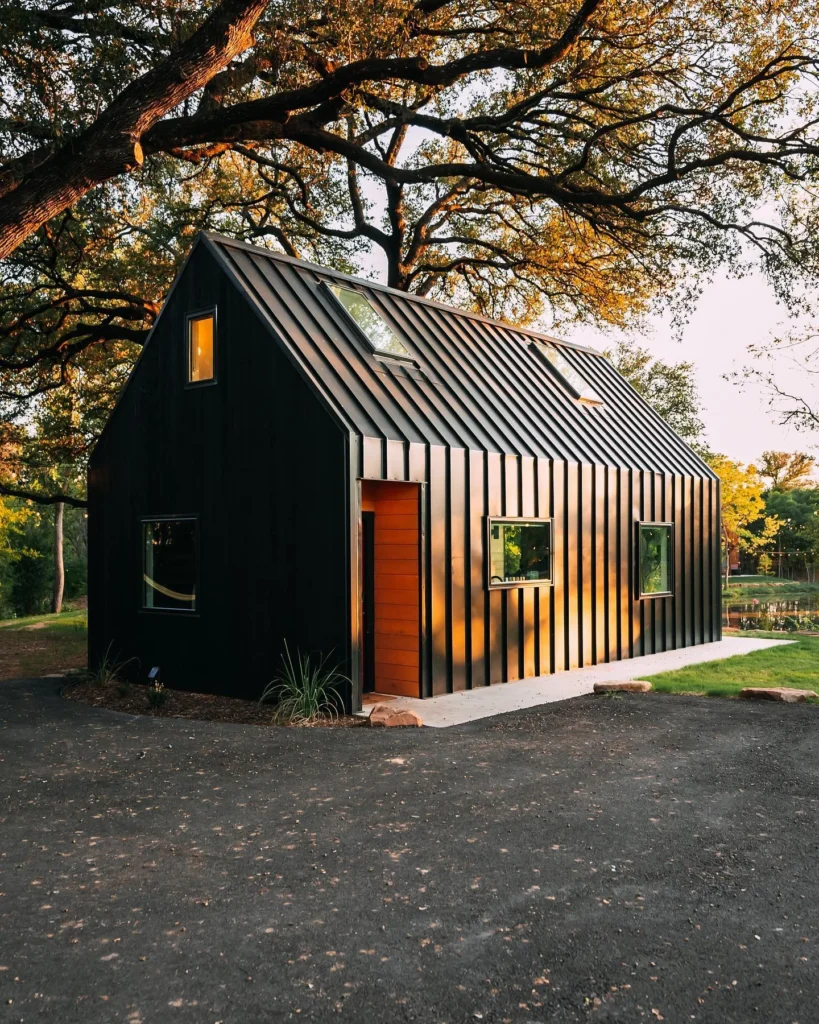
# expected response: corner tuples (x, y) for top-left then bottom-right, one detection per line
(88, 239), (351, 703)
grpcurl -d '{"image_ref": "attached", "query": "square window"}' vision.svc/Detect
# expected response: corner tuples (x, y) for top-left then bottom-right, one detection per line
(142, 519), (197, 611)
(488, 518), (552, 587)
(638, 523), (673, 597)
(188, 311), (215, 383)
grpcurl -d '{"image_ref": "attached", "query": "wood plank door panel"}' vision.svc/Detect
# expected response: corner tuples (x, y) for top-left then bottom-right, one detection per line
(362, 480), (421, 697)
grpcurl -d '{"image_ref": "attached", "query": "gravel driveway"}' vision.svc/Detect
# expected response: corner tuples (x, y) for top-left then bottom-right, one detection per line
(1, 678), (817, 1023)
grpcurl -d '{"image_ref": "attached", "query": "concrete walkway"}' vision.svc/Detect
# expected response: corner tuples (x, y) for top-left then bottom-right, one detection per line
(361, 636), (793, 727)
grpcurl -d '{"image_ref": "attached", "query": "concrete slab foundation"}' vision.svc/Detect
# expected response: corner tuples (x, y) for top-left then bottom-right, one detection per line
(358, 637), (793, 728)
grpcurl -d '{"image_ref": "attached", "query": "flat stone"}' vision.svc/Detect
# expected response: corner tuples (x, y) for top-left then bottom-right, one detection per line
(740, 686), (816, 703)
(594, 680), (652, 694)
(369, 705), (423, 727)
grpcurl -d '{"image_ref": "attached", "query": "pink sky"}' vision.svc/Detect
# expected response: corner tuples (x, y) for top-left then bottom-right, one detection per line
(566, 271), (816, 469)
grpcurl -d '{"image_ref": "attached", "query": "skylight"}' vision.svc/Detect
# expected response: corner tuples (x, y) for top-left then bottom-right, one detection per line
(329, 284), (412, 359)
(533, 341), (603, 406)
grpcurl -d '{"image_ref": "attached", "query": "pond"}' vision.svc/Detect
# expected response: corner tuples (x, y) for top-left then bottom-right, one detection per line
(723, 594), (819, 632)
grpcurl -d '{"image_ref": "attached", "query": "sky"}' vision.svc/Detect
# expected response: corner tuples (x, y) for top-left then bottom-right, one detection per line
(564, 271), (816, 468)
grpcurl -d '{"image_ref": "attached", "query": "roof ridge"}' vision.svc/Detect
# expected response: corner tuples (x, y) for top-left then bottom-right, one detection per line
(202, 231), (601, 357)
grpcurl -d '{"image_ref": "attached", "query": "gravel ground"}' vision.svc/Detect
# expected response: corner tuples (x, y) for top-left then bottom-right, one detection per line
(1, 678), (818, 1024)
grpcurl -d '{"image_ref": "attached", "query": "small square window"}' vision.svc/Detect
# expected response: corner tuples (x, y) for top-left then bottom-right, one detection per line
(637, 523), (673, 597)
(142, 518), (197, 611)
(187, 311), (215, 383)
(488, 518), (552, 587)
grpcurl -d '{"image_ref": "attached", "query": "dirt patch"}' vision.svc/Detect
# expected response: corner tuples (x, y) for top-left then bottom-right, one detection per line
(0, 624), (87, 680)
(63, 679), (367, 727)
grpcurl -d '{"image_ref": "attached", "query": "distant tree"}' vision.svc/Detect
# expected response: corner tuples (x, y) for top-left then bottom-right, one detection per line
(604, 341), (706, 454)
(0, 497), (32, 616)
(759, 487), (819, 580)
(764, 487), (819, 524)
(757, 451), (816, 491)
(709, 455), (780, 584)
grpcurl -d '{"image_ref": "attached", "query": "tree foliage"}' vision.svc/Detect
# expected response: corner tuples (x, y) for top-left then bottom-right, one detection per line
(757, 451), (816, 491)
(757, 485), (819, 580)
(4, 1), (819, 340)
(5, 0), (819, 502)
(709, 454), (780, 578)
(604, 340), (706, 453)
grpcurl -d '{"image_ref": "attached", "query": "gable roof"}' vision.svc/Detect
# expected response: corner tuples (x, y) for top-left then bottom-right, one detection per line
(203, 232), (714, 478)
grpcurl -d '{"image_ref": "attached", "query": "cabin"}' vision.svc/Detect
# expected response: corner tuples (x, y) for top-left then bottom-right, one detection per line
(88, 232), (721, 711)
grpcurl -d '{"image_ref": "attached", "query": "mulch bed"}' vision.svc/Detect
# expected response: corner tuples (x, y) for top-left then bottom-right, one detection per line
(63, 679), (368, 727)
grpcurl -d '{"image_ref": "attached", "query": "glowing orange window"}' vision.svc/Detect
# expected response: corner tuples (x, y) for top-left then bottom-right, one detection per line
(188, 312), (215, 383)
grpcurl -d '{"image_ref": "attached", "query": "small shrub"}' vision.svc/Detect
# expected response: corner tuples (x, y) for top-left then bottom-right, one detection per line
(80, 643), (137, 688)
(756, 554), (773, 576)
(259, 642), (346, 724)
(116, 681), (131, 698)
(146, 680), (167, 708)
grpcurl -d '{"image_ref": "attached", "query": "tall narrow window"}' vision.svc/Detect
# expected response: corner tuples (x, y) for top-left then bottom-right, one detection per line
(142, 519), (197, 611)
(328, 284), (412, 359)
(638, 522), (673, 597)
(488, 518), (552, 587)
(187, 311), (215, 383)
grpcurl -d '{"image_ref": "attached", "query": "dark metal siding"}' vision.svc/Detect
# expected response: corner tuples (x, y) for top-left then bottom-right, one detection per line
(88, 243), (351, 702)
(204, 234), (723, 701)
(348, 441), (721, 696)
(90, 232), (721, 711)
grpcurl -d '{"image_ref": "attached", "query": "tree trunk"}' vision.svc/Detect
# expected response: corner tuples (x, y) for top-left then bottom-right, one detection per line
(0, 0), (269, 260)
(52, 501), (65, 615)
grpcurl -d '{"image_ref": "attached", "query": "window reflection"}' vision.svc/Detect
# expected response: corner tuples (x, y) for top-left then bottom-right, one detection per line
(329, 284), (412, 358)
(143, 519), (197, 611)
(639, 523), (672, 596)
(489, 519), (552, 586)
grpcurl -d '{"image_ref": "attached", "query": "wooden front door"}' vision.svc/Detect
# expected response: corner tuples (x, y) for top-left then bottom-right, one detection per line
(360, 481), (421, 697)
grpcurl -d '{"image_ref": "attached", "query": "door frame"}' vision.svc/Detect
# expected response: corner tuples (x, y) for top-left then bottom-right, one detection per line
(361, 510), (376, 693)
(356, 479), (427, 699)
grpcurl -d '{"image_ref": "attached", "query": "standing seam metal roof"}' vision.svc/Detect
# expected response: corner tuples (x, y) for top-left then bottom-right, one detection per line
(204, 233), (714, 478)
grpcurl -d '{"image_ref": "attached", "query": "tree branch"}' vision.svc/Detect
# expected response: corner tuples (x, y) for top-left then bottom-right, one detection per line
(0, 0), (271, 259)
(0, 483), (87, 509)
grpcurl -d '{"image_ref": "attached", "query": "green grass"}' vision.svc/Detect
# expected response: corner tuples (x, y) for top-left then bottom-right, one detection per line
(727, 575), (788, 584)
(722, 578), (819, 600)
(641, 632), (819, 698)
(0, 609), (88, 631)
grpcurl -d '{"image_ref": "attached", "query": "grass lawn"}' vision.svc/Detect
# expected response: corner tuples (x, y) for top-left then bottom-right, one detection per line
(0, 609), (87, 681)
(641, 631), (819, 698)
(723, 578), (819, 600)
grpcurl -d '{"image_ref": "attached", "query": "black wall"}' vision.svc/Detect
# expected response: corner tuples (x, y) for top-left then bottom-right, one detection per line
(88, 242), (350, 702)
(350, 437), (722, 700)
